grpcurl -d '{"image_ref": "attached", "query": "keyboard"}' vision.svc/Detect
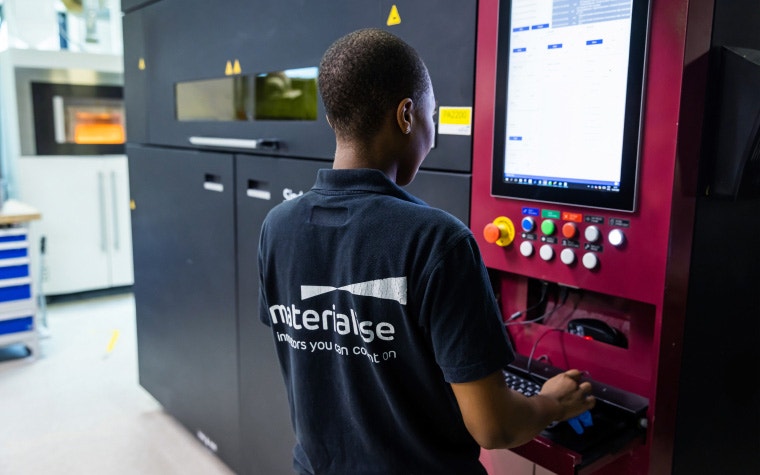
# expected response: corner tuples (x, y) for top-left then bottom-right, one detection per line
(503, 370), (542, 397)
(502, 355), (649, 466)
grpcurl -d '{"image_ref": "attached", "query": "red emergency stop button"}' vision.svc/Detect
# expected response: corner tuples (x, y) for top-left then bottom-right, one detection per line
(562, 222), (577, 239)
(484, 223), (501, 243)
(483, 217), (515, 247)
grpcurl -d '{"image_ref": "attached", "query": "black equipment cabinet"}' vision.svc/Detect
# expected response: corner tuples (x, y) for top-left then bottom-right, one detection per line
(673, 199), (760, 474)
(128, 145), (242, 471)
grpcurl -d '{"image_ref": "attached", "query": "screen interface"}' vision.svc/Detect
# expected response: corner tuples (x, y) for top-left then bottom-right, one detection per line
(492, 0), (649, 211)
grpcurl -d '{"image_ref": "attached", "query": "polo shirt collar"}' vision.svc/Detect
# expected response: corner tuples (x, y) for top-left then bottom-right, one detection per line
(313, 168), (424, 204)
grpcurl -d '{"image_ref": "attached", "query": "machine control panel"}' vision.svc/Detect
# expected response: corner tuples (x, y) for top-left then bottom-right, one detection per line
(483, 207), (631, 272)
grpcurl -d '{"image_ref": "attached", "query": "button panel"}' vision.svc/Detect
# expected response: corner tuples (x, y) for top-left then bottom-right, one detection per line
(486, 209), (634, 271)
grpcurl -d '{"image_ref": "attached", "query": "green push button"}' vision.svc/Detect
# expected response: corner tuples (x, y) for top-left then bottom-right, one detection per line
(541, 219), (556, 236)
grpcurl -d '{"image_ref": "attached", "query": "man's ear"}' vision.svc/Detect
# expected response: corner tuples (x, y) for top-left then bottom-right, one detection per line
(396, 98), (414, 135)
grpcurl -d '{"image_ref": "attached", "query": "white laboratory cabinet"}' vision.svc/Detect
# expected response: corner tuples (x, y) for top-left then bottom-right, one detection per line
(17, 156), (133, 296)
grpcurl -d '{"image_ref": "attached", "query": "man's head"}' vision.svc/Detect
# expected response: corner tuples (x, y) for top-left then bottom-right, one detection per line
(319, 28), (432, 143)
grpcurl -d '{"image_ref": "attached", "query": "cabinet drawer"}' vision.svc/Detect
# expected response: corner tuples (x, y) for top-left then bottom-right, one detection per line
(0, 231), (27, 243)
(0, 229), (29, 262)
(0, 261), (30, 280)
(0, 280), (32, 303)
(0, 315), (34, 336)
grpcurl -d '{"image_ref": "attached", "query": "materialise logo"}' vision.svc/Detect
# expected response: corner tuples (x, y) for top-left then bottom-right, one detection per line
(300, 277), (407, 305)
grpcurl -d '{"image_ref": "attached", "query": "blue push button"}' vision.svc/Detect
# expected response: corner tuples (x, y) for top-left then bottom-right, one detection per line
(521, 217), (535, 232)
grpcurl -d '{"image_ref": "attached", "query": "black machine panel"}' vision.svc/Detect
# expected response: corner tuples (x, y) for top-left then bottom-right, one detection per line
(125, 0), (476, 172)
(128, 145), (242, 472)
(673, 197), (760, 474)
(406, 170), (471, 225)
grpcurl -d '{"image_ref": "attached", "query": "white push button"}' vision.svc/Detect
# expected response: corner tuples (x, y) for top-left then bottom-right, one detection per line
(519, 241), (534, 257)
(582, 252), (599, 270)
(560, 248), (575, 265)
(584, 225), (601, 242)
(539, 244), (554, 261)
(608, 229), (625, 247)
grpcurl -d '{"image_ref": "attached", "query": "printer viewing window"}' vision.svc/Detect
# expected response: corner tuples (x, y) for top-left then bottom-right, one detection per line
(176, 67), (318, 122)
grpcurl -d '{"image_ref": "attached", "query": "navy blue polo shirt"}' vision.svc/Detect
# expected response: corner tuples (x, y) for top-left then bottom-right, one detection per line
(258, 168), (514, 475)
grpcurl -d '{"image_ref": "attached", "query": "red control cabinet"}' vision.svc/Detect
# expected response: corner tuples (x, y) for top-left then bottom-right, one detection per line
(471, 0), (714, 473)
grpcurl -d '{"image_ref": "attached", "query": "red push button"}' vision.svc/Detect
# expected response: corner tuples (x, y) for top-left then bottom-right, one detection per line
(562, 222), (577, 239)
(483, 217), (515, 247)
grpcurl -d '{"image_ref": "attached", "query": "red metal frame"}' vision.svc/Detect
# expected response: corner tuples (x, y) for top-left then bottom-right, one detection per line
(472, 0), (713, 473)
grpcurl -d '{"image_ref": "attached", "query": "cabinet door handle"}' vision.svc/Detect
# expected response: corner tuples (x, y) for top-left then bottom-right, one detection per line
(98, 171), (107, 252)
(111, 171), (119, 250)
(203, 174), (224, 193)
(246, 179), (271, 200)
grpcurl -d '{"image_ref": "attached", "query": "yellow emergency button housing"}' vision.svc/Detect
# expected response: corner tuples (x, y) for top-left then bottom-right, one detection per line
(483, 216), (515, 247)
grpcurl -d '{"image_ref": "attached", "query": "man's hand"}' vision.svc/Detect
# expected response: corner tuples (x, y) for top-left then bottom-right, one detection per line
(539, 369), (596, 421)
(451, 369), (596, 449)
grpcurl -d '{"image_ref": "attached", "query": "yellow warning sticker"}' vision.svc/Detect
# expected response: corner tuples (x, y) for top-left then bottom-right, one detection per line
(138, 58), (146, 70)
(225, 60), (233, 76)
(387, 5), (401, 26)
(438, 107), (473, 136)
(233, 59), (242, 75)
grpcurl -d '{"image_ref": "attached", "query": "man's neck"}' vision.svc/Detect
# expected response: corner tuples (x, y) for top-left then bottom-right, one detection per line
(333, 139), (399, 183)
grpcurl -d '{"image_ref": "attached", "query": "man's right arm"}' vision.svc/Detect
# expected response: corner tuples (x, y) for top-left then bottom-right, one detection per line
(450, 369), (595, 449)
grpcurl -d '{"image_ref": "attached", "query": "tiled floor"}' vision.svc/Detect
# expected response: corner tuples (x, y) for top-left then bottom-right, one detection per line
(0, 292), (234, 475)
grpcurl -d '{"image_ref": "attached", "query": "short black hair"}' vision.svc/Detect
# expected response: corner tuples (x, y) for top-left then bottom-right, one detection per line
(318, 28), (430, 141)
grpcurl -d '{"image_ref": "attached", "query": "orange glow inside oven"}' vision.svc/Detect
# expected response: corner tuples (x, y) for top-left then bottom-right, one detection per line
(72, 111), (125, 144)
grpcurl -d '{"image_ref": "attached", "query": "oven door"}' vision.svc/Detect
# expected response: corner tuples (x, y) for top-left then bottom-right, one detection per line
(15, 67), (125, 156)
(32, 82), (125, 155)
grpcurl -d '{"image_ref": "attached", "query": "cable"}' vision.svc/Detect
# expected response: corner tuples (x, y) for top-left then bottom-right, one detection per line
(505, 288), (567, 327)
(526, 328), (563, 380)
(506, 280), (549, 322)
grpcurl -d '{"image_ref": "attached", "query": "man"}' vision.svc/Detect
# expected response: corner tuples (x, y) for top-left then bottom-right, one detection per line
(258, 28), (595, 474)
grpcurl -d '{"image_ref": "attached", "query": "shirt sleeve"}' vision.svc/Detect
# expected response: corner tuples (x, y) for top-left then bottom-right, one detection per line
(420, 234), (515, 383)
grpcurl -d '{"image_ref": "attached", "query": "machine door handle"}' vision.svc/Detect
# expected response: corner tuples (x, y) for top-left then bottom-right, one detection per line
(98, 171), (108, 252)
(189, 136), (280, 151)
(110, 171), (120, 250)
